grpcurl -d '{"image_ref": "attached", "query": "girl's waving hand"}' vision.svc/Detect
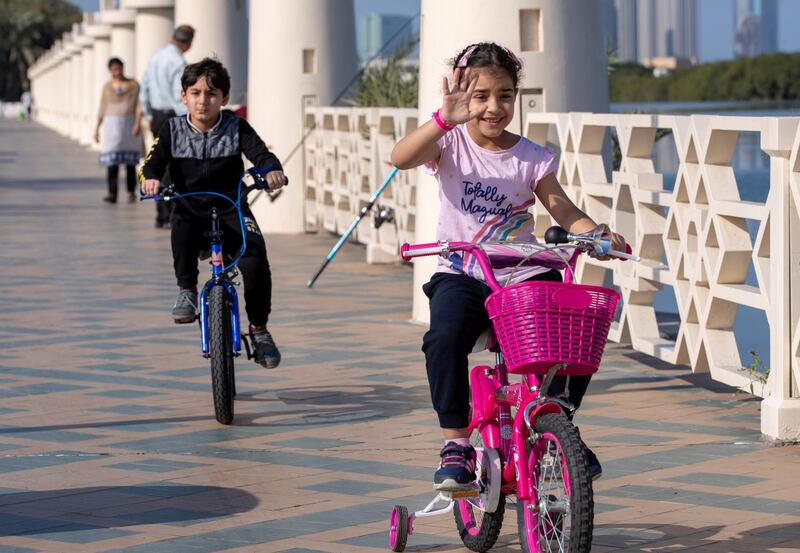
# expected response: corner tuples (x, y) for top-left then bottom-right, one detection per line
(439, 68), (488, 126)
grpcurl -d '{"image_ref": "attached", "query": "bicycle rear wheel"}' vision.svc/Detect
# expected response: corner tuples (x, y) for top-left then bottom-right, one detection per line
(208, 285), (235, 424)
(517, 413), (593, 553)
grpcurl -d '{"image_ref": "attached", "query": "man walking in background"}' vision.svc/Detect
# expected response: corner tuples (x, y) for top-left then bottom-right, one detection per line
(140, 25), (195, 228)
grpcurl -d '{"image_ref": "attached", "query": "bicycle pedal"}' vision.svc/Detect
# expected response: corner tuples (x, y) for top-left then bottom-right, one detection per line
(450, 489), (480, 499)
(174, 315), (198, 324)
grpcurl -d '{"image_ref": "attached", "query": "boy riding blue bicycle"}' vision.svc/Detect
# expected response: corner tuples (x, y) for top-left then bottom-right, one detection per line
(140, 57), (285, 369)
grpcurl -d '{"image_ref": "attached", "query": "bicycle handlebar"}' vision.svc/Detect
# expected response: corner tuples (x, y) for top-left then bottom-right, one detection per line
(400, 226), (638, 292)
(138, 167), (287, 272)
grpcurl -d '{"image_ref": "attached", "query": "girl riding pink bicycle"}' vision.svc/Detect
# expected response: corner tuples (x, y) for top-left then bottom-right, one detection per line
(388, 42), (629, 552)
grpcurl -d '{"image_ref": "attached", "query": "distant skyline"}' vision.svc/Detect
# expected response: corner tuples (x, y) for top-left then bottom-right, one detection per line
(68, 0), (800, 63)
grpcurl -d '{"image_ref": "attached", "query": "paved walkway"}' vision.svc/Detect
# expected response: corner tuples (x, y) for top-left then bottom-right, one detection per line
(0, 118), (798, 552)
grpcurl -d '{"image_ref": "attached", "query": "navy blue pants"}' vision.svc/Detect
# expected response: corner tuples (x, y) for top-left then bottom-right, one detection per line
(422, 272), (591, 429)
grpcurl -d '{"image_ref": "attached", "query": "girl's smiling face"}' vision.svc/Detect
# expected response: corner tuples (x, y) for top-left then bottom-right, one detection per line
(466, 66), (517, 139)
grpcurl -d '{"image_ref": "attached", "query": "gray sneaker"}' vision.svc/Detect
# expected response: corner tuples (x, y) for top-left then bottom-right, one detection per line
(250, 326), (281, 369)
(172, 289), (198, 324)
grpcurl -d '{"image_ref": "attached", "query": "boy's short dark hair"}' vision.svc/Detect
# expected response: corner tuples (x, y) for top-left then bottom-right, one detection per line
(108, 57), (123, 69)
(181, 58), (231, 96)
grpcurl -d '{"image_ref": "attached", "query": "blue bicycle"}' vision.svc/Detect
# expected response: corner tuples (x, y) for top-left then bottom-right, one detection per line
(142, 167), (285, 424)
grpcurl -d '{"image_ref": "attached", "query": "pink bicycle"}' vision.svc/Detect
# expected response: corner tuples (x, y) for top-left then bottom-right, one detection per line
(389, 227), (636, 553)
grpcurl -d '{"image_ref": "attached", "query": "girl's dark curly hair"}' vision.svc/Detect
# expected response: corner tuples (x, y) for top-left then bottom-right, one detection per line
(451, 42), (523, 89)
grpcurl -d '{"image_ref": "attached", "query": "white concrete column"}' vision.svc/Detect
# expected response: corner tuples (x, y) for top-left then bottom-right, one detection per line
(121, 0), (175, 81)
(41, 47), (60, 130)
(78, 32), (95, 145)
(101, 7), (136, 71)
(412, 0), (610, 322)
(761, 143), (800, 441)
(55, 51), (69, 133)
(174, 0), (247, 104)
(38, 46), (60, 130)
(247, 0), (358, 234)
(87, 23), (112, 150)
(63, 33), (82, 138)
(71, 47), (84, 141)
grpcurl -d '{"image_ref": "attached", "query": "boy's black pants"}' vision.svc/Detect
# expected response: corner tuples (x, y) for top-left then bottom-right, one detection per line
(171, 208), (271, 327)
(422, 271), (592, 429)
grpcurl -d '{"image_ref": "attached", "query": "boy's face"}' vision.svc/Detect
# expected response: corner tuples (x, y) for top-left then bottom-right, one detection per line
(181, 76), (228, 127)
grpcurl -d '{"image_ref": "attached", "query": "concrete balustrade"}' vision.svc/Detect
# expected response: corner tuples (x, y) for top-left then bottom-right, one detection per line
(302, 107), (418, 262)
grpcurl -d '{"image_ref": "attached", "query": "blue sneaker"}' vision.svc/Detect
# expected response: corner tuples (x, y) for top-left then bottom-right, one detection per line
(250, 326), (281, 369)
(433, 443), (476, 491)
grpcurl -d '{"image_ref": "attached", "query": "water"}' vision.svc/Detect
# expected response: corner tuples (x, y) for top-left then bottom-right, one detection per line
(611, 102), (789, 372)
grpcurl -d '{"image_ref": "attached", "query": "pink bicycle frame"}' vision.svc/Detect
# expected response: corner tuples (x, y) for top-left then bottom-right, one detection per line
(401, 240), (582, 501)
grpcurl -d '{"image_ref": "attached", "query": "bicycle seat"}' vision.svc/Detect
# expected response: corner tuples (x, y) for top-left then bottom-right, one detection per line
(471, 328), (500, 354)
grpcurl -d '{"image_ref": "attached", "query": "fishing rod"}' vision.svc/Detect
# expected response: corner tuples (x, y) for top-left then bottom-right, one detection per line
(307, 166), (399, 288)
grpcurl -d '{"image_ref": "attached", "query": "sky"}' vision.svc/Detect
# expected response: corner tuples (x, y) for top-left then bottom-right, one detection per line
(69, 0), (800, 63)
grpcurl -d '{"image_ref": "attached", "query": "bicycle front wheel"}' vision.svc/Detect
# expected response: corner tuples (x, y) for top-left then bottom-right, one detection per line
(208, 285), (235, 424)
(517, 413), (593, 553)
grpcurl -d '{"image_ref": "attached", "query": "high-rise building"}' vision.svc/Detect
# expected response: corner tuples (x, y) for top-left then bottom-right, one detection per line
(651, 0), (696, 60)
(734, 0), (778, 58)
(603, 0), (618, 56)
(357, 13), (414, 62)
(615, 0), (638, 61)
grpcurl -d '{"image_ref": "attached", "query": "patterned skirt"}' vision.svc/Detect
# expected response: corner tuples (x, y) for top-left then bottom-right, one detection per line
(99, 115), (142, 167)
(99, 151), (141, 167)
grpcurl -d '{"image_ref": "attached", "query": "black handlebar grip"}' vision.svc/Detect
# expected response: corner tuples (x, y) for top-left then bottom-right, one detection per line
(544, 226), (570, 244)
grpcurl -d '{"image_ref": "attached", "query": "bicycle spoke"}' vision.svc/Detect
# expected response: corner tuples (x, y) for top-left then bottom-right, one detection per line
(535, 437), (571, 552)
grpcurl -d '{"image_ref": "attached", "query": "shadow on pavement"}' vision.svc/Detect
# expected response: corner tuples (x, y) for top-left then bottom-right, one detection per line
(0, 485), (259, 536)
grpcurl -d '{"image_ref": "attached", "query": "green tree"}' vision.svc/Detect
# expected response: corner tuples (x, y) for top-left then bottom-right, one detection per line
(610, 52), (800, 104)
(0, 0), (80, 101)
(347, 38), (419, 108)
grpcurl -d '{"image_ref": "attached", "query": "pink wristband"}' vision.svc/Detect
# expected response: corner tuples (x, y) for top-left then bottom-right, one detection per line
(432, 109), (454, 133)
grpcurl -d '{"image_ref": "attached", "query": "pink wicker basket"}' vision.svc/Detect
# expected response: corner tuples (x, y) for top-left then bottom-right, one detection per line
(485, 281), (620, 375)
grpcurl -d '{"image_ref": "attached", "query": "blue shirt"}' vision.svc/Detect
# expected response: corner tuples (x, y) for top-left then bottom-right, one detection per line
(139, 43), (187, 116)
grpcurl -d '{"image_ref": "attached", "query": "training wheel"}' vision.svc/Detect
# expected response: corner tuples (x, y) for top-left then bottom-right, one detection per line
(389, 504), (409, 551)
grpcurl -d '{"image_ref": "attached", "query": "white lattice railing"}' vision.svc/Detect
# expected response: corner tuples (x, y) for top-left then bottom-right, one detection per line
(302, 108), (800, 406)
(303, 107), (418, 263)
(524, 113), (800, 403)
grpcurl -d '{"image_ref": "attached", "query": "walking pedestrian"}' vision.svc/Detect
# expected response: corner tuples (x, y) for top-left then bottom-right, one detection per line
(139, 24), (195, 227)
(94, 57), (143, 204)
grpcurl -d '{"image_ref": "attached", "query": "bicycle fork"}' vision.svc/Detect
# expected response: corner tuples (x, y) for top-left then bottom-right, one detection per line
(468, 361), (566, 502)
(199, 209), (243, 357)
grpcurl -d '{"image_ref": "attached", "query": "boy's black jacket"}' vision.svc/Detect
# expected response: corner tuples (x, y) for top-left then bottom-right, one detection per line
(140, 110), (282, 213)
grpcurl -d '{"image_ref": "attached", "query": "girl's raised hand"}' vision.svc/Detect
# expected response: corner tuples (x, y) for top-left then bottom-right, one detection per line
(439, 68), (487, 126)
